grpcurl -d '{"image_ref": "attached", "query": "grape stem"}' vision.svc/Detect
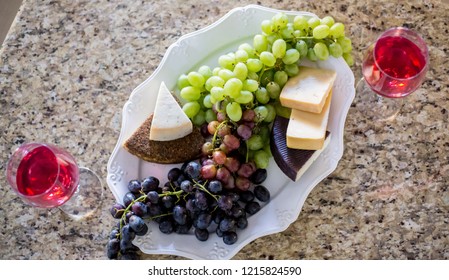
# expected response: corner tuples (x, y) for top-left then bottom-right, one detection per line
(211, 120), (228, 148)
(193, 179), (219, 201)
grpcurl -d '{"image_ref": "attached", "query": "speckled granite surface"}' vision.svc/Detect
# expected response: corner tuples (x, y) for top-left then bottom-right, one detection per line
(0, 0), (448, 260)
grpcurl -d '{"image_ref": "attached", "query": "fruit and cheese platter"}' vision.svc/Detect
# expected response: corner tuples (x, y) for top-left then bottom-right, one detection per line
(106, 5), (355, 260)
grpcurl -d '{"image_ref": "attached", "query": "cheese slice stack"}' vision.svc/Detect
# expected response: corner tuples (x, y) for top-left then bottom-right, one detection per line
(279, 66), (336, 150)
(149, 81), (193, 141)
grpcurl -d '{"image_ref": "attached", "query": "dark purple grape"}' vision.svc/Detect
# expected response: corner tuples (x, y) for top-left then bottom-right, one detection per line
(106, 239), (120, 259)
(110, 203), (125, 219)
(207, 180), (222, 193)
(167, 167), (182, 182)
(219, 217), (236, 232)
(109, 228), (119, 240)
(131, 201), (148, 217)
(185, 161), (201, 180)
(216, 227), (224, 237)
(237, 124), (252, 140)
(174, 223), (192, 234)
(176, 173), (188, 186)
(173, 205), (188, 225)
(128, 215), (146, 233)
(213, 210), (226, 224)
(147, 191), (159, 204)
(245, 201), (261, 215)
(148, 204), (163, 219)
(223, 231), (238, 245)
(161, 195), (175, 209)
(121, 224), (135, 241)
(228, 192), (240, 202)
(123, 192), (136, 207)
(120, 238), (134, 253)
(195, 212), (212, 229)
(200, 123), (210, 138)
(230, 205), (245, 218)
(217, 195), (233, 211)
(159, 219), (174, 234)
(236, 217), (248, 229)
(127, 179), (142, 194)
(180, 180), (194, 193)
(195, 228), (209, 241)
(250, 169), (267, 184)
(135, 223), (148, 236)
(141, 176), (159, 192)
(254, 185), (270, 202)
(125, 211), (134, 222)
(195, 191), (208, 210)
(239, 190), (255, 202)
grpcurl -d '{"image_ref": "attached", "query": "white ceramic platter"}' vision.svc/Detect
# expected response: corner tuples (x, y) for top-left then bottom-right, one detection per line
(107, 4), (355, 259)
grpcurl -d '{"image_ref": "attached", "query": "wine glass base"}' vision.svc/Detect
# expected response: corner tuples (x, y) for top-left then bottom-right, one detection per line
(58, 167), (103, 220)
(355, 78), (403, 122)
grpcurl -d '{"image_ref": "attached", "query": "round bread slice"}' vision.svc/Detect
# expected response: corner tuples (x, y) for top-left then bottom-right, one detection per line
(123, 114), (204, 164)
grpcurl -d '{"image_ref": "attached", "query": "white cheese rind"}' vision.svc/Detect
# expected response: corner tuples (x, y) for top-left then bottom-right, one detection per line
(286, 91), (332, 150)
(149, 82), (193, 141)
(280, 66), (336, 113)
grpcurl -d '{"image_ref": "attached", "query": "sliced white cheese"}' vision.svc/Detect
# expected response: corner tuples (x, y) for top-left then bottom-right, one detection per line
(286, 91), (332, 150)
(149, 82), (193, 141)
(293, 134), (331, 181)
(280, 66), (336, 113)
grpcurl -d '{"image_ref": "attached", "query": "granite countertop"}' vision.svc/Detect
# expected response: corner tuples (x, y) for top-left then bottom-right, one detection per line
(0, 0), (448, 260)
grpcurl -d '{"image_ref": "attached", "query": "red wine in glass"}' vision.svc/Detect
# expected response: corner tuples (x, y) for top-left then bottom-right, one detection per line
(7, 142), (103, 219)
(357, 27), (429, 120)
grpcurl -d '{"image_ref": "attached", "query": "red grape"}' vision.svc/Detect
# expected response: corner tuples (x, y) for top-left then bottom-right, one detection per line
(237, 124), (252, 140)
(213, 150), (227, 165)
(201, 142), (213, 156)
(207, 121), (219, 135)
(237, 162), (256, 178)
(216, 166), (231, 183)
(201, 164), (217, 179)
(223, 134), (240, 150)
(224, 157), (240, 173)
(235, 176), (251, 191)
(242, 109), (255, 121)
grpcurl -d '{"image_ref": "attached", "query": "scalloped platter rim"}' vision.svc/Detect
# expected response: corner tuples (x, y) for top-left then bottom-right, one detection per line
(106, 4), (355, 260)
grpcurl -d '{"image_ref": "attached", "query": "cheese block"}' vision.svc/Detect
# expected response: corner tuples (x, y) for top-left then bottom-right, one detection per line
(149, 81), (193, 141)
(271, 115), (331, 181)
(286, 90), (332, 150)
(280, 66), (336, 113)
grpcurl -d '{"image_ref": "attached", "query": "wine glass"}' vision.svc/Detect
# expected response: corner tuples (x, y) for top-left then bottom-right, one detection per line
(6, 142), (103, 220)
(355, 27), (429, 121)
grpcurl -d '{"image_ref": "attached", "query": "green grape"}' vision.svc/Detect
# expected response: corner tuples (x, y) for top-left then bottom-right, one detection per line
(253, 150), (269, 169)
(198, 65), (212, 80)
(274, 71), (288, 88)
(321, 16), (335, 27)
(246, 58), (263, 72)
(313, 42), (329, 60)
(282, 48), (300, 65)
(260, 51), (276, 67)
(247, 71), (259, 81)
(295, 40), (308, 58)
(312, 24), (330, 39)
(253, 34), (268, 53)
(274, 102), (291, 118)
(343, 53), (354, 66)
(254, 105), (269, 122)
(258, 125), (271, 144)
(211, 86), (225, 101)
(263, 104), (275, 123)
(307, 17), (321, 31)
(177, 74), (190, 90)
(337, 36), (353, 53)
(180, 86), (201, 101)
(207, 75), (225, 88)
(267, 33), (282, 44)
(182, 101), (201, 118)
(261, 19), (274, 35)
(272, 39), (287, 59)
(233, 62), (248, 81)
(242, 79), (259, 92)
(203, 94), (213, 108)
(266, 81), (281, 99)
(238, 43), (256, 58)
(234, 90), (254, 104)
(284, 63), (299, 77)
(329, 22), (345, 38)
(307, 48), (318, 61)
(186, 71), (205, 88)
(226, 102), (242, 122)
(218, 54), (235, 70)
(259, 69), (274, 86)
(218, 68), (235, 81)
(212, 67), (221, 76)
(272, 13), (289, 31)
(280, 26), (294, 39)
(192, 110), (206, 126)
(205, 109), (217, 123)
(223, 78), (243, 99)
(293, 29), (306, 38)
(235, 49), (249, 62)
(255, 87), (270, 104)
(329, 42), (343, 58)
(247, 134), (264, 150)
(293, 15), (308, 31)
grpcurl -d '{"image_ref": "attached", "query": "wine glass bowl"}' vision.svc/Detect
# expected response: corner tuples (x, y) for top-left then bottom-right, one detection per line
(6, 142), (103, 220)
(356, 27), (429, 120)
